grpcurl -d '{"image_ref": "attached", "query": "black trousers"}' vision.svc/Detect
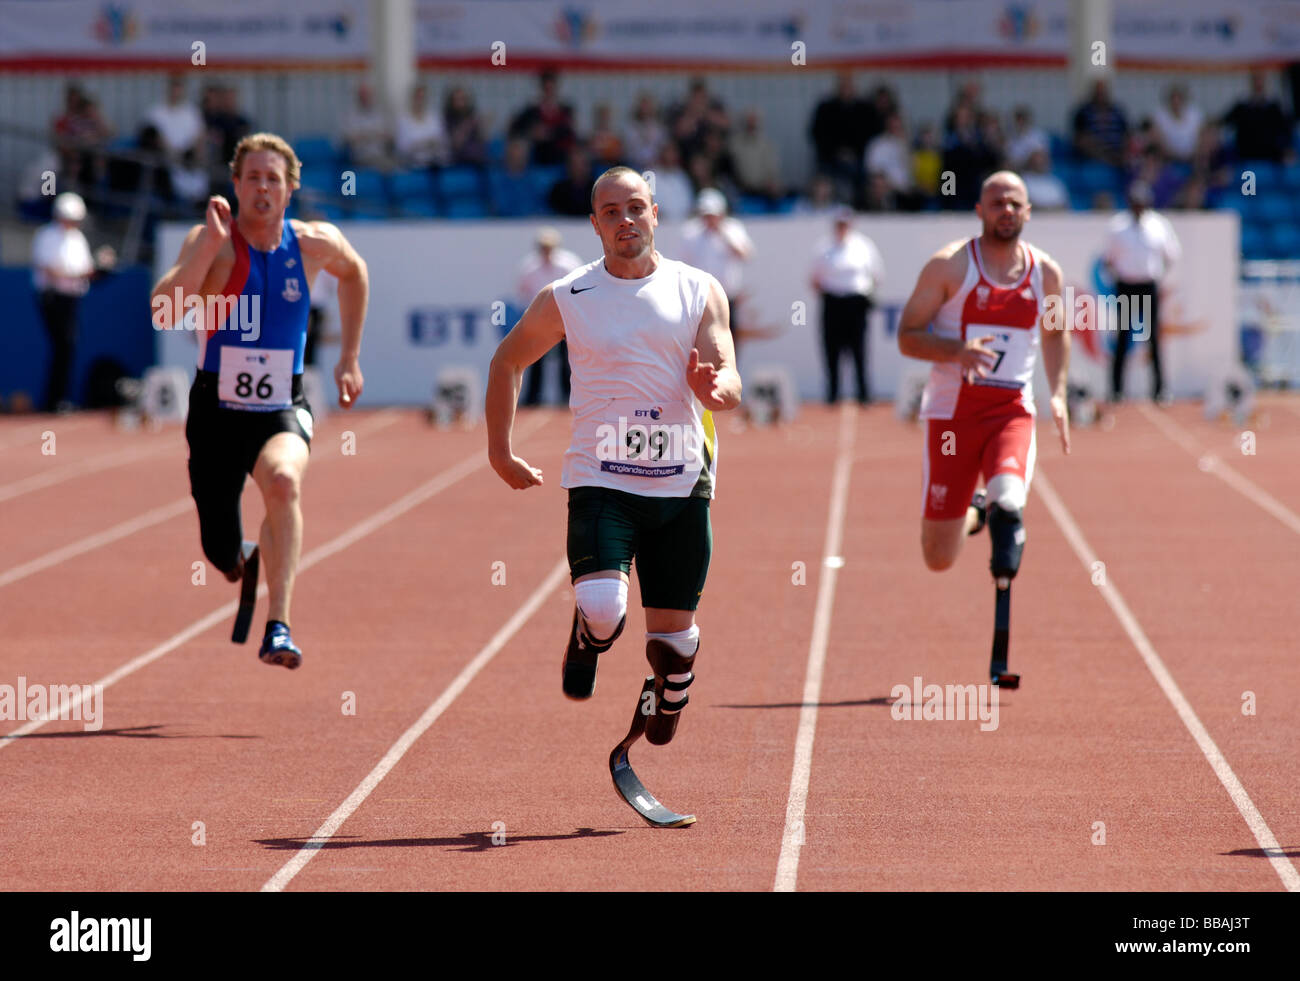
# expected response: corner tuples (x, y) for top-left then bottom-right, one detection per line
(1111, 280), (1161, 400)
(821, 293), (871, 403)
(39, 290), (80, 411)
(522, 339), (571, 406)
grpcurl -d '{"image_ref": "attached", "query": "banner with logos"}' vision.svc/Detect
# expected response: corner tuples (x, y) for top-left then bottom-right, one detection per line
(3, 0), (1298, 67)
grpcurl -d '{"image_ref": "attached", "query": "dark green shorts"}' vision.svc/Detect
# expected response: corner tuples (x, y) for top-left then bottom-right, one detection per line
(567, 486), (712, 612)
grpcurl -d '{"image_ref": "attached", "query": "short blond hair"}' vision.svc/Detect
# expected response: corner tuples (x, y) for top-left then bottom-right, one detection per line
(229, 132), (301, 189)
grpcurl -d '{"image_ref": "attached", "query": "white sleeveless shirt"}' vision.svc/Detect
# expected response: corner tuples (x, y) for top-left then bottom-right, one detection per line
(553, 255), (720, 499)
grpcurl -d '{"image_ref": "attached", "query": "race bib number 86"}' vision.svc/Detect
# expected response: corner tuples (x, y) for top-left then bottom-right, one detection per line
(218, 347), (294, 411)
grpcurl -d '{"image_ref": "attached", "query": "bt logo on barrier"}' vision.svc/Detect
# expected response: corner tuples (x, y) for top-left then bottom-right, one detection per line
(408, 302), (520, 346)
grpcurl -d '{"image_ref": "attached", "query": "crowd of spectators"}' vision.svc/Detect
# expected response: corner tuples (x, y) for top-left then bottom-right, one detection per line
(19, 67), (1298, 226)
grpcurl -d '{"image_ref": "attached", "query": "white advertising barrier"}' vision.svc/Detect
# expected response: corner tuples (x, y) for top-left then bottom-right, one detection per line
(156, 212), (1237, 407)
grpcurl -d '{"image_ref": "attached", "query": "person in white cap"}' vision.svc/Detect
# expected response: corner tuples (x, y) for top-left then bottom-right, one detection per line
(517, 226), (582, 405)
(677, 188), (754, 354)
(811, 207), (884, 404)
(31, 192), (114, 412)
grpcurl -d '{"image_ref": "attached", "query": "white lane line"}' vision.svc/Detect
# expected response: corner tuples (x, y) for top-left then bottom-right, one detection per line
(261, 557), (570, 892)
(0, 411), (402, 590)
(773, 402), (858, 893)
(0, 443), (173, 504)
(1035, 468), (1300, 892)
(1137, 403), (1300, 537)
(0, 413), (548, 751)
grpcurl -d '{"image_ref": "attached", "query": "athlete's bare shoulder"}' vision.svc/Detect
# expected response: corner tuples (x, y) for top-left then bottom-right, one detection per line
(1026, 241), (1063, 290)
(290, 218), (346, 256)
(919, 237), (971, 288)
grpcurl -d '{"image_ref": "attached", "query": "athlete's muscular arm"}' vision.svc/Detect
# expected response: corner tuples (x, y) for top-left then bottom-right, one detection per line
(298, 221), (368, 409)
(897, 245), (997, 381)
(486, 284), (566, 489)
(1037, 255), (1071, 454)
(689, 278), (742, 411)
(150, 196), (230, 328)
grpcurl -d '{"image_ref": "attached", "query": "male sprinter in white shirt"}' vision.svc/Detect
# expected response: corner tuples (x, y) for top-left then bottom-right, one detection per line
(486, 166), (741, 825)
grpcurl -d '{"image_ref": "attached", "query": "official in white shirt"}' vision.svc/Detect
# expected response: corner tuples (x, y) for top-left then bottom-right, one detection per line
(1103, 181), (1181, 402)
(811, 207), (885, 403)
(517, 227), (582, 404)
(32, 192), (113, 412)
(677, 188), (754, 354)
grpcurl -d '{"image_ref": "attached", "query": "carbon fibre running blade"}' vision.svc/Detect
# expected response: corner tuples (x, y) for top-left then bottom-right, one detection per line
(608, 677), (695, 828)
(231, 543), (259, 644)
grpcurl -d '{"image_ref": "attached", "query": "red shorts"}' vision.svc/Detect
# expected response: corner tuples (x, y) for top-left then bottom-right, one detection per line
(921, 411), (1036, 520)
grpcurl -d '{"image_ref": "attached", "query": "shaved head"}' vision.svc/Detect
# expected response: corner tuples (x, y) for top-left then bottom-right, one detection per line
(976, 170), (1030, 242)
(591, 166), (651, 214)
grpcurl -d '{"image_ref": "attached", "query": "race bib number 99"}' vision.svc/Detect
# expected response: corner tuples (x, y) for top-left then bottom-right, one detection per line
(218, 347), (294, 410)
(589, 399), (703, 479)
(964, 323), (1035, 390)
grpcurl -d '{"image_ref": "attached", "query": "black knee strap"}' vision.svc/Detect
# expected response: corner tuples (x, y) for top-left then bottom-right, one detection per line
(646, 640), (697, 714)
(987, 503), (1025, 581)
(578, 612), (625, 653)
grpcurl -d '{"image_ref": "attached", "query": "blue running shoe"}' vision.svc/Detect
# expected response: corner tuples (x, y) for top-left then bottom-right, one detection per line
(259, 623), (302, 670)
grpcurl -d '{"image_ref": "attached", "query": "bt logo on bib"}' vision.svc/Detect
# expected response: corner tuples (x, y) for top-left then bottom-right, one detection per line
(634, 407), (663, 420)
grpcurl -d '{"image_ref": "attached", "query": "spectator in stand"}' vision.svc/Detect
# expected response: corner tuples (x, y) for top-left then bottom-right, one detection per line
(52, 84), (112, 188)
(1152, 84), (1204, 163)
(1188, 122), (1234, 199)
(107, 123), (173, 201)
(678, 188), (754, 353)
(490, 137), (544, 217)
(32, 193), (115, 412)
(342, 82), (393, 170)
(204, 84), (251, 169)
(942, 104), (999, 209)
(624, 92), (667, 172)
(547, 147), (595, 216)
(729, 108), (783, 204)
(1006, 105), (1049, 169)
(1223, 69), (1295, 164)
(509, 69), (577, 167)
(1021, 148), (1068, 210)
(1131, 145), (1183, 208)
(444, 86), (487, 168)
(1073, 79), (1129, 167)
(396, 82), (449, 169)
(795, 174), (840, 215)
(810, 71), (873, 191)
(587, 103), (625, 169)
(686, 152), (717, 197)
(862, 171), (897, 212)
(944, 79), (985, 136)
(811, 207), (884, 404)
(696, 124), (738, 198)
(668, 77), (717, 165)
(146, 73), (204, 162)
(517, 227), (582, 406)
(648, 142), (693, 220)
(912, 123), (943, 203)
(866, 112), (920, 210)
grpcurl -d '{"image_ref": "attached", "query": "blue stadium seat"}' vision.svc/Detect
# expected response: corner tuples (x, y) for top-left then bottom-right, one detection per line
(1283, 164), (1300, 191)
(1069, 190), (1093, 212)
(527, 165), (565, 197)
(771, 195), (798, 214)
(348, 169), (387, 210)
(443, 196), (489, 219)
(488, 169), (545, 217)
(1269, 223), (1300, 258)
(736, 195), (770, 215)
(294, 135), (338, 167)
(401, 198), (441, 218)
(389, 169), (433, 205)
(1239, 160), (1281, 188)
(1241, 224), (1270, 259)
(1247, 192), (1287, 222)
(438, 166), (484, 199)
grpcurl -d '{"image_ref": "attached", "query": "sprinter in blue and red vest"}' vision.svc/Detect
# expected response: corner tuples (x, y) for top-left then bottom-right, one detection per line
(152, 133), (369, 669)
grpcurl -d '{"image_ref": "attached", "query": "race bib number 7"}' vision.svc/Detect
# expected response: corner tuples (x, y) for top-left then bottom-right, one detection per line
(964, 323), (1035, 390)
(218, 347), (294, 410)
(589, 399), (703, 479)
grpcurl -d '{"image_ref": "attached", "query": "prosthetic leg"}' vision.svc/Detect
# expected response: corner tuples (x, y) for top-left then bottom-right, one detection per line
(231, 541), (259, 644)
(987, 503), (1024, 689)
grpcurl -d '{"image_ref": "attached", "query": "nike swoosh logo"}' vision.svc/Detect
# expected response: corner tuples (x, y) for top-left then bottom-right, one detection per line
(570, 285), (596, 294)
